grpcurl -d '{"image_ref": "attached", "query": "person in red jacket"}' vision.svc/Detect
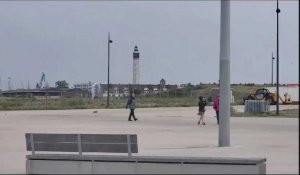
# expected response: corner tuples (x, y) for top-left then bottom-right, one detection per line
(213, 95), (220, 125)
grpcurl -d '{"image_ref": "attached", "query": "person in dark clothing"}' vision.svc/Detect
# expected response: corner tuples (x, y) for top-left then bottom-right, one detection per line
(197, 96), (207, 125)
(126, 95), (138, 121)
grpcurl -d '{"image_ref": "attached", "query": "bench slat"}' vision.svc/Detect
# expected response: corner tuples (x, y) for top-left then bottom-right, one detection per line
(26, 143), (138, 153)
(26, 133), (78, 142)
(27, 143), (79, 152)
(25, 133), (138, 154)
(81, 134), (137, 144)
(26, 134), (137, 143)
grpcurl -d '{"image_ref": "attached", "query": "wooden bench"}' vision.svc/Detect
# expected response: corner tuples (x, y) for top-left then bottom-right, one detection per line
(25, 133), (266, 174)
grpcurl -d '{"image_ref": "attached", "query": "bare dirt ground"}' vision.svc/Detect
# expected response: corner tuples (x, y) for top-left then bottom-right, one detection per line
(0, 105), (298, 174)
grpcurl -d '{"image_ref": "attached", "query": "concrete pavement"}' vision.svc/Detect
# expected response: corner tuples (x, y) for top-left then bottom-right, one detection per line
(0, 105), (298, 174)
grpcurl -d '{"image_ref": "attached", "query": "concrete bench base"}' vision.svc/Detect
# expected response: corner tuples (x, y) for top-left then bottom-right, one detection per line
(26, 154), (266, 174)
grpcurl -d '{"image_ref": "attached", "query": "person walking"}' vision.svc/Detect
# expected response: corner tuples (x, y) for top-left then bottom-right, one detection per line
(213, 95), (220, 125)
(126, 95), (138, 121)
(197, 96), (207, 125)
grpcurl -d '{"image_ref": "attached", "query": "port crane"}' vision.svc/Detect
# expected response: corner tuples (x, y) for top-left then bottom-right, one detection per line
(36, 72), (45, 89)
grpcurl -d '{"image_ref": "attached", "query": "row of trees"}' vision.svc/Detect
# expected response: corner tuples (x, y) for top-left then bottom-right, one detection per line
(55, 80), (68, 89)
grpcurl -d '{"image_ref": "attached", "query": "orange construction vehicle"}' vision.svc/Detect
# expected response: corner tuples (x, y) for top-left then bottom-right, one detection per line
(244, 88), (292, 105)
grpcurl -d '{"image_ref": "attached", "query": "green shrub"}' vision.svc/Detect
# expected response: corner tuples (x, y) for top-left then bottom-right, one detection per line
(0, 99), (24, 110)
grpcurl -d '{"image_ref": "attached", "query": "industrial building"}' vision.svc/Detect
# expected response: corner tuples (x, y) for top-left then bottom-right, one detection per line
(0, 88), (90, 98)
(73, 82), (100, 99)
(0, 88), (61, 98)
(100, 79), (177, 97)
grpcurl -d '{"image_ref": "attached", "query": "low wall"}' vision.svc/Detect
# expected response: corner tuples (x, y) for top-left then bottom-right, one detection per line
(26, 155), (266, 174)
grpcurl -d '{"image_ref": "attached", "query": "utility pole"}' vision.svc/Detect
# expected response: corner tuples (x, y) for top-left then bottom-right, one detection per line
(27, 81), (30, 89)
(8, 77), (11, 90)
(107, 32), (113, 108)
(276, 0), (280, 115)
(219, 0), (231, 147)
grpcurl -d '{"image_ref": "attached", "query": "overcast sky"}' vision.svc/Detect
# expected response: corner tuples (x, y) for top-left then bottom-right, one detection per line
(0, 1), (298, 90)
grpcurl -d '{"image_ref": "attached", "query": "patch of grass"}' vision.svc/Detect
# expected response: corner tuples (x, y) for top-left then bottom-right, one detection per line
(0, 98), (24, 110)
(136, 96), (199, 108)
(59, 98), (87, 109)
(0, 84), (297, 113)
(0, 96), (201, 110)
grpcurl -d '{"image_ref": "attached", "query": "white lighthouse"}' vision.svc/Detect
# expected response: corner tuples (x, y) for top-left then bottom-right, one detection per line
(133, 46), (140, 84)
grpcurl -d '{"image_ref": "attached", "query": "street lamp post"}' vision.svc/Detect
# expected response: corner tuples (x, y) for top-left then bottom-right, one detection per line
(107, 33), (113, 108)
(219, 0), (230, 147)
(271, 52), (275, 86)
(8, 77), (11, 90)
(276, 0), (280, 115)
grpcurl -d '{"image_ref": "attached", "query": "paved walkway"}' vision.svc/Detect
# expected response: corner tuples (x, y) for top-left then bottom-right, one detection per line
(0, 105), (298, 174)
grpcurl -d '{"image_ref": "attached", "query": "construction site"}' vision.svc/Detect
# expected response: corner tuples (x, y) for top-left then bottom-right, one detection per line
(1, 72), (92, 99)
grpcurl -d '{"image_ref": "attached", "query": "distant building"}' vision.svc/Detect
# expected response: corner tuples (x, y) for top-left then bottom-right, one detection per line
(1, 88), (62, 98)
(63, 88), (90, 98)
(74, 82), (92, 92)
(160, 78), (166, 88)
(2, 82), (99, 99)
(74, 82), (100, 99)
(92, 84), (100, 99)
(99, 79), (177, 98)
(178, 84), (188, 89)
(0, 88), (90, 99)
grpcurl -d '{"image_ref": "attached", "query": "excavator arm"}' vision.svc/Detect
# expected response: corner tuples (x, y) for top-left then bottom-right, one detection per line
(36, 72), (45, 89)
(274, 93), (292, 104)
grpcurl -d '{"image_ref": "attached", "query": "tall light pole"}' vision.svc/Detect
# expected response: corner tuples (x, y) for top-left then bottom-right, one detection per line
(219, 0), (230, 147)
(276, 0), (280, 115)
(271, 52), (275, 86)
(8, 77), (11, 90)
(107, 32), (113, 108)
